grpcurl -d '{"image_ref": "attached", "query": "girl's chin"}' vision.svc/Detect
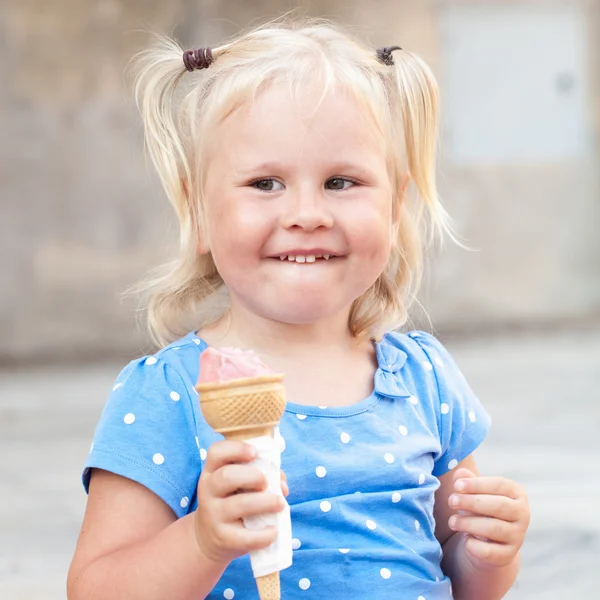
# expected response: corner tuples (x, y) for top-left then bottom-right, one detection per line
(260, 303), (350, 326)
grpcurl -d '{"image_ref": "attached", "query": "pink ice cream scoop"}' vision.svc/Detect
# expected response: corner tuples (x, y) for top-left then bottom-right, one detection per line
(199, 347), (276, 383)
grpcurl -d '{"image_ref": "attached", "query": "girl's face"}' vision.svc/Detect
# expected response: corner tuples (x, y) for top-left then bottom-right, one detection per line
(202, 83), (396, 327)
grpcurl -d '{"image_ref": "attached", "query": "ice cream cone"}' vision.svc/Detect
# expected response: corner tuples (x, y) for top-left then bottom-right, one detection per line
(196, 374), (286, 600)
(256, 572), (281, 600)
(196, 374), (285, 437)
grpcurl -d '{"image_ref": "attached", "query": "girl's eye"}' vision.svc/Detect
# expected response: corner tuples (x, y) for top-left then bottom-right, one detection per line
(326, 178), (356, 191)
(251, 179), (284, 192)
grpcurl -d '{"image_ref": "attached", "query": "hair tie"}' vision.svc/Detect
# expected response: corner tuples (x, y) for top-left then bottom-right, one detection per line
(183, 47), (214, 72)
(376, 46), (402, 66)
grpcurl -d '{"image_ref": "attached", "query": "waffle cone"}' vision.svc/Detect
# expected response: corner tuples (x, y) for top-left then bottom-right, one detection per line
(255, 571), (280, 600)
(196, 374), (286, 600)
(196, 374), (285, 438)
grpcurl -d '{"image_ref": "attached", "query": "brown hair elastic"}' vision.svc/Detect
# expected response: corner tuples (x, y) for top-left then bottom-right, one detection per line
(376, 46), (402, 66)
(183, 47), (214, 71)
(182, 45), (400, 71)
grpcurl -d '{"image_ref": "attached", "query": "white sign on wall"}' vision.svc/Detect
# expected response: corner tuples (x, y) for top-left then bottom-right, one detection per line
(439, 5), (587, 164)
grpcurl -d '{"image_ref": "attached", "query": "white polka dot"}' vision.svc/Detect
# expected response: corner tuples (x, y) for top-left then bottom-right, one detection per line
(448, 459), (458, 470)
(434, 355), (444, 366)
(170, 391), (180, 401)
(292, 538), (302, 550)
(468, 411), (477, 423)
(366, 519), (377, 530)
(180, 497), (189, 508)
(153, 453), (165, 465)
(195, 436), (200, 448)
(224, 589), (235, 600)
(354, 491), (362, 495)
(320, 501), (331, 513)
(415, 520), (420, 531)
(418, 473), (426, 485)
(145, 356), (157, 365)
(418, 596), (426, 600)
(441, 403), (450, 415)
(398, 425), (408, 436)
(200, 448), (207, 461)
(384, 453), (395, 464)
(380, 568), (392, 579)
(316, 466), (327, 478)
(423, 361), (433, 371)
(340, 432), (351, 444)
(299, 578), (311, 590)
(112, 382), (122, 391)
(193, 338), (201, 345)
(392, 492), (402, 503)
(296, 414), (307, 420)
(124, 413), (135, 425)
(318, 405), (327, 409)
(338, 548), (350, 554)
(409, 395), (418, 404)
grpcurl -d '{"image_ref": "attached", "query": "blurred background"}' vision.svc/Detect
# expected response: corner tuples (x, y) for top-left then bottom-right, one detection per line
(1, 1), (599, 598)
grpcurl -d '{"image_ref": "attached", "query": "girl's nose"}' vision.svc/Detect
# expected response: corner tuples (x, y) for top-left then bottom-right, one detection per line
(280, 188), (334, 231)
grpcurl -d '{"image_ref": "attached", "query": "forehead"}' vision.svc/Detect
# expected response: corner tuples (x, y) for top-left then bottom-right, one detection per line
(210, 83), (386, 164)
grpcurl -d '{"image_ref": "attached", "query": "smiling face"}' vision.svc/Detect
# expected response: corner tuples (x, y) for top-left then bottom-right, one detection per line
(201, 83), (396, 327)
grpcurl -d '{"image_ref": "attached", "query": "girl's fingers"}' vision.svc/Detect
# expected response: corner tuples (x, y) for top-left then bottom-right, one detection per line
(210, 464), (268, 497)
(449, 514), (519, 545)
(222, 491), (286, 523)
(203, 441), (257, 475)
(226, 524), (279, 552)
(449, 493), (519, 522)
(454, 476), (524, 500)
(464, 535), (517, 568)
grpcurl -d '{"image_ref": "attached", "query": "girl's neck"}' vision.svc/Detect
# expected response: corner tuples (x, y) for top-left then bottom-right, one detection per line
(199, 300), (364, 361)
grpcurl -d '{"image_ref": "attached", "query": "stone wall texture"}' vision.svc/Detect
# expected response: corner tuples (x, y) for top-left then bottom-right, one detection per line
(2, 0), (599, 362)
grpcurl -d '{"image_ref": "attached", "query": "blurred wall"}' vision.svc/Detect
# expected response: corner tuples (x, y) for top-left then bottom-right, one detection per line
(1, 0), (599, 362)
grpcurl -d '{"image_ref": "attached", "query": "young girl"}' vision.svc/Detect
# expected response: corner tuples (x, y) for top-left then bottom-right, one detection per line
(68, 18), (529, 600)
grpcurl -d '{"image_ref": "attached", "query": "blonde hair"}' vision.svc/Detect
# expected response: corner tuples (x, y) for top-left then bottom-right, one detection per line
(131, 17), (451, 347)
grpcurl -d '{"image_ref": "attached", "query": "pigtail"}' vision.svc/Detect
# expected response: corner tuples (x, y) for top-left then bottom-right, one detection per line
(128, 36), (224, 346)
(132, 36), (193, 239)
(351, 50), (450, 340)
(391, 50), (451, 242)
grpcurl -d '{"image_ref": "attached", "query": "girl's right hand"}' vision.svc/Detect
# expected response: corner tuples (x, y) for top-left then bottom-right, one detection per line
(194, 440), (287, 564)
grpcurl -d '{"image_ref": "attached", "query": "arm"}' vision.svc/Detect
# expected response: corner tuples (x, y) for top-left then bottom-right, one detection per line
(434, 455), (529, 600)
(67, 469), (226, 600)
(68, 442), (286, 600)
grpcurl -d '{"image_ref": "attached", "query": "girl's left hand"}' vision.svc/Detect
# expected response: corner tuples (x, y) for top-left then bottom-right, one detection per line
(448, 468), (530, 571)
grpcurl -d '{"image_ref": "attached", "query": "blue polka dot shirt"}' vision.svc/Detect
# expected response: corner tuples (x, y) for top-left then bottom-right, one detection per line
(83, 330), (491, 599)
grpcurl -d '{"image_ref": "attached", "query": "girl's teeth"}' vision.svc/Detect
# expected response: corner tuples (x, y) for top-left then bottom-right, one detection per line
(280, 254), (333, 262)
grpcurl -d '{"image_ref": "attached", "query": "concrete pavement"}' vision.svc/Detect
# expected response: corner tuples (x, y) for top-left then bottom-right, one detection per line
(1, 326), (599, 599)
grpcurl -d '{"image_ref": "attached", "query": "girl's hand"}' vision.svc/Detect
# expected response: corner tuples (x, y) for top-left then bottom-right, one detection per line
(448, 468), (530, 571)
(194, 440), (288, 564)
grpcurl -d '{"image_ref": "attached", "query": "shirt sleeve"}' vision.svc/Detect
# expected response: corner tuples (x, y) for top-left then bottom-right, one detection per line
(82, 355), (201, 518)
(410, 331), (491, 477)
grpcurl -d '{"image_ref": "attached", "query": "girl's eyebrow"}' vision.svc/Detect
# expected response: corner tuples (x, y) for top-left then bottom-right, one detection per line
(235, 161), (288, 177)
(234, 160), (379, 179)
